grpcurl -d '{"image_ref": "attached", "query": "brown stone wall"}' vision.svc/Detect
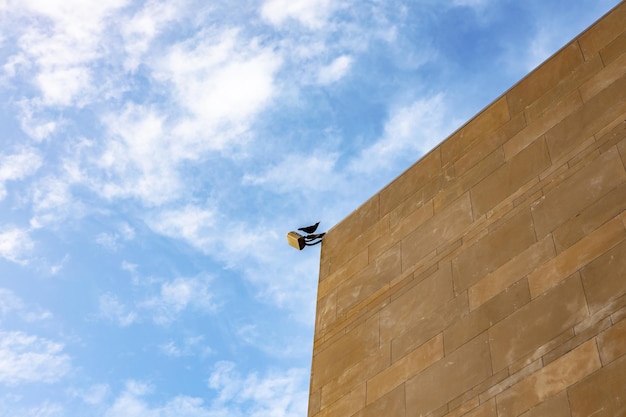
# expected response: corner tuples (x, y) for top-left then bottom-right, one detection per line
(308, 3), (626, 417)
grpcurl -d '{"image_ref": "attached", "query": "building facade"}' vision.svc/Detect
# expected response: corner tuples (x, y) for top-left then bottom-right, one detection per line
(309, 2), (626, 417)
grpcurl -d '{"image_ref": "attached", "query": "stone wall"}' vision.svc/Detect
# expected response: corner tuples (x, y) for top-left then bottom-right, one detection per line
(308, 2), (626, 417)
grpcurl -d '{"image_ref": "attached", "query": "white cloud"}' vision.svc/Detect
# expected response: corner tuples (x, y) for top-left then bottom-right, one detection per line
(154, 29), (282, 150)
(69, 383), (110, 405)
(121, 0), (183, 72)
(96, 223), (136, 251)
(29, 175), (81, 229)
(349, 94), (454, 173)
(208, 361), (308, 417)
(9, 0), (129, 106)
(141, 276), (217, 325)
(0, 148), (42, 200)
(0, 331), (71, 385)
(98, 293), (138, 327)
(147, 205), (215, 250)
(159, 336), (212, 358)
(0, 226), (34, 265)
(317, 54), (353, 85)
(0, 288), (52, 321)
(261, 0), (336, 29)
(243, 152), (340, 194)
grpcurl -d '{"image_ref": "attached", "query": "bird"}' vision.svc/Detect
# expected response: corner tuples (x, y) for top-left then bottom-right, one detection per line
(298, 222), (320, 234)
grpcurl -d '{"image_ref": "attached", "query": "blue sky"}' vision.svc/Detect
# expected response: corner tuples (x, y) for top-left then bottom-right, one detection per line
(0, 0), (620, 415)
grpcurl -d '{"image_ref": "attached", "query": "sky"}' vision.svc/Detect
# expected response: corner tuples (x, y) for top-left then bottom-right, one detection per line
(0, 0), (621, 416)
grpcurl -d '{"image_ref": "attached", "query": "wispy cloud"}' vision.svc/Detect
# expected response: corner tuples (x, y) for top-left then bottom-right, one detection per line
(0, 226), (34, 265)
(0, 330), (71, 385)
(0, 148), (42, 200)
(261, 0), (337, 29)
(0, 288), (52, 321)
(349, 94), (455, 174)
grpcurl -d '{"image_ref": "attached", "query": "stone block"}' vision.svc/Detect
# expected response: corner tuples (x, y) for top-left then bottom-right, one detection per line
(357, 385), (405, 417)
(471, 138), (551, 217)
(311, 315), (379, 390)
(504, 89), (582, 160)
(315, 383), (365, 417)
(321, 343), (390, 409)
(532, 146), (626, 239)
(454, 112), (526, 176)
(468, 235), (555, 310)
(463, 399), (496, 417)
(337, 244), (401, 315)
(452, 208), (536, 294)
(545, 73), (626, 162)
(580, 50), (626, 102)
(405, 333), (492, 417)
(441, 97), (510, 166)
(489, 275), (588, 373)
(495, 339), (601, 417)
(506, 42), (584, 116)
(552, 182), (626, 252)
(578, 0), (626, 60)
(519, 391), (570, 417)
(369, 201), (433, 261)
(380, 149), (442, 217)
(380, 263), (453, 343)
(366, 333), (443, 404)
(323, 195), (380, 257)
(434, 147), (504, 213)
(319, 249), (368, 299)
(528, 214), (626, 298)
(444, 279), (530, 354)
(597, 317), (626, 365)
(391, 294), (468, 362)
(600, 30), (626, 64)
(581, 238), (626, 314)
(568, 353), (626, 417)
(523, 54), (603, 123)
(401, 193), (473, 271)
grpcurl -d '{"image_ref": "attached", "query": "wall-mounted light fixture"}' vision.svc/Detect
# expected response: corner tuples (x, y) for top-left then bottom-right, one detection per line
(287, 222), (325, 250)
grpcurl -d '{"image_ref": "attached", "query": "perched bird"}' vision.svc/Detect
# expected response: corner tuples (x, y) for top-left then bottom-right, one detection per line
(298, 222), (320, 234)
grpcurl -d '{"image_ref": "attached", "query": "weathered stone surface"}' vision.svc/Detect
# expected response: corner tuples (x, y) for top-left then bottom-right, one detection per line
(471, 138), (551, 217)
(568, 353), (626, 417)
(519, 391), (570, 417)
(496, 340), (601, 417)
(401, 193), (473, 271)
(366, 333), (443, 404)
(336, 243), (401, 315)
(390, 294), (468, 362)
(380, 263), (453, 343)
(531, 147), (626, 238)
(545, 73), (626, 161)
(452, 208), (536, 293)
(356, 385), (405, 417)
(552, 182), (626, 252)
(527, 214), (626, 298)
(506, 42), (584, 116)
(597, 317), (626, 365)
(380, 149), (442, 217)
(315, 384), (365, 417)
(468, 235), (555, 310)
(578, 0), (626, 60)
(444, 279), (529, 354)
(312, 315), (379, 390)
(321, 343), (390, 409)
(441, 97), (510, 166)
(489, 275), (588, 372)
(581, 238), (626, 314)
(405, 333), (492, 417)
